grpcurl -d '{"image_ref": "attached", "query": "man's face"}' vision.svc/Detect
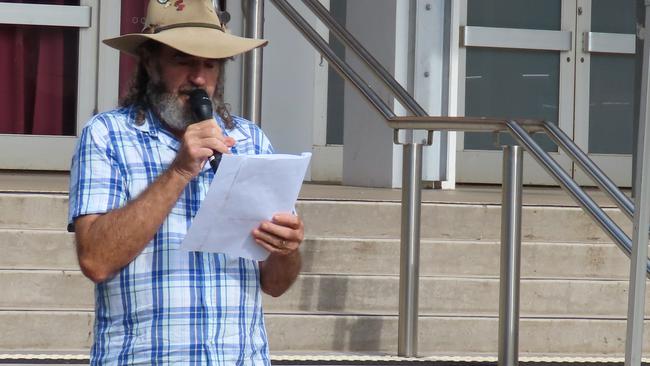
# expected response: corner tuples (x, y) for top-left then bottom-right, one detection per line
(146, 45), (221, 131)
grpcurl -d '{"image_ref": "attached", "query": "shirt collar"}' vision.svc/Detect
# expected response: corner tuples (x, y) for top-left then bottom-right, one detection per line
(131, 108), (161, 137)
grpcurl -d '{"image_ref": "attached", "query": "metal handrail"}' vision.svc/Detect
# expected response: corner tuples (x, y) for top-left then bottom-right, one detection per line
(387, 116), (647, 260)
(262, 0), (649, 361)
(506, 121), (650, 274)
(301, 0), (429, 117)
(387, 115), (650, 274)
(270, 0), (396, 120)
(242, 0), (265, 124)
(387, 116), (547, 133)
(542, 121), (635, 219)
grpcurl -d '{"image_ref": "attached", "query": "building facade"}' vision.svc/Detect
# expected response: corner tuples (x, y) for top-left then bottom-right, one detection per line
(0, 0), (640, 188)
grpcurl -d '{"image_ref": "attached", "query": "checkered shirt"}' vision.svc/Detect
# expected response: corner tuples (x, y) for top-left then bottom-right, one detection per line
(68, 106), (274, 365)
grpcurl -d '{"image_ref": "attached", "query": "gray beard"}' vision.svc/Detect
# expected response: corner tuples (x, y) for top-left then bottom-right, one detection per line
(147, 80), (217, 131)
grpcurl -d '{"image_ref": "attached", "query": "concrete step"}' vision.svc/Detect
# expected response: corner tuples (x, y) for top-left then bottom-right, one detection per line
(0, 230), (77, 270)
(0, 228), (631, 279)
(1, 269), (643, 319)
(3, 311), (650, 357)
(266, 275), (642, 318)
(0, 191), (642, 360)
(301, 238), (630, 279)
(266, 315), (650, 357)
(297, 201), (631, 242)
(0, 193), (632, 243)
(0, 194), (68, 230)
(0, 311), (93, 352)
(0, 271), (93, 310)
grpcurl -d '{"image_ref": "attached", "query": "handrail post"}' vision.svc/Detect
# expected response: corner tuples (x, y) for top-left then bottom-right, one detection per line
(624, 2), (650, 365)
(398, 141), (423, 357)
(242, 0), (264, 125)
(499, 145), (523, 366)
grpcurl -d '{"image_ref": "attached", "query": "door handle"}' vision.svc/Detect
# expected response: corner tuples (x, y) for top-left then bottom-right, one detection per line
(583, 32), (635, 54)
(461, 26), (572, 51)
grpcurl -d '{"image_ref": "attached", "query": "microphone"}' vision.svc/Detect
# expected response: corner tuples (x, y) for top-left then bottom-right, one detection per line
(188, 89), (221, 173)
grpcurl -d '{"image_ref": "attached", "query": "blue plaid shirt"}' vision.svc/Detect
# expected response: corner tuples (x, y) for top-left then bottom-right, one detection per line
(68, 107), (273, 365)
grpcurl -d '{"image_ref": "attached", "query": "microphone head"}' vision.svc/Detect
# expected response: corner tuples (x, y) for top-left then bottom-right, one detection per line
(188, 89), (213, 122)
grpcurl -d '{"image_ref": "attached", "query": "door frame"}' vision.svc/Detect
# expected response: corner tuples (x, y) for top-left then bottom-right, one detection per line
(572, 0), (636, 187)
(0, 1), (99, 171)
(453, 0), (577, 185)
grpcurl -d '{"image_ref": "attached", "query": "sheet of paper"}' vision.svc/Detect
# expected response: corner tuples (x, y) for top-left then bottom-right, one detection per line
(179, 152), (311, 261)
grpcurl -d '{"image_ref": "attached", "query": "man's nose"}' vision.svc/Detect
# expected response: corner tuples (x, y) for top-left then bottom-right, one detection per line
(189, 66), (209, 86)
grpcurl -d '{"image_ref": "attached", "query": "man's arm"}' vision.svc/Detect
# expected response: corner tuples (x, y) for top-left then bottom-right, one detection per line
(74, 168), (191, 283)
(254, 213), (304, 297)
(74, 120), (234, 283)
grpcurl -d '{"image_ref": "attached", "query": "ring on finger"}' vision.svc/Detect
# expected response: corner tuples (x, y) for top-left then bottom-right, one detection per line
(279, 239), (288, 248)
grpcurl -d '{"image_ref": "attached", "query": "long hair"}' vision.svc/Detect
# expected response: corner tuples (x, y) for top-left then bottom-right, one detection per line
(119, 41), (234, 130)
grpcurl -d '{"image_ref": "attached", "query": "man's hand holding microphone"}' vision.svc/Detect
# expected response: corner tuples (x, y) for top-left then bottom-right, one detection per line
(171, 89), (235, 181)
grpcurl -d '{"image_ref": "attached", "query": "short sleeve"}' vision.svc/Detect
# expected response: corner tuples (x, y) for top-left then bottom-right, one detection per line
(260, 130), (274, 154)
(229, 116), (274, 155)
(68, 116), (127, 224)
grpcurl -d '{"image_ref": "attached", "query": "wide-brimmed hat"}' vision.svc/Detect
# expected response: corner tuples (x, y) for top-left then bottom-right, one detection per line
(103, 0), (267, 59)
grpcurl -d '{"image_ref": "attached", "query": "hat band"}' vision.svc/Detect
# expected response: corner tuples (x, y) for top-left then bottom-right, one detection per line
(150, 22), (224, 34)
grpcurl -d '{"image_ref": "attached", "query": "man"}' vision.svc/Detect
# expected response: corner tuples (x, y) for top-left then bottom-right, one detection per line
(67, 1), (303, 364)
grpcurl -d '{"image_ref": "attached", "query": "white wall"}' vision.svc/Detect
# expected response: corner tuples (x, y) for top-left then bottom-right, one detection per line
(225, 0), (453, 187)
(415, 0), (455, 189)
(341, 0), (454, 188)
(225, 0), (328, 181)
(342, 0), (411, 188)
(260, 1), (325, 157)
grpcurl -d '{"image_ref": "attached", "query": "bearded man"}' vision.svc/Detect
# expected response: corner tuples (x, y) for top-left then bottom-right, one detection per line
(67, 1), (303, 364)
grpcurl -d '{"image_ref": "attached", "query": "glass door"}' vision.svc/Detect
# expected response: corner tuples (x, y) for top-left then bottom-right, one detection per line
(455, 0), (576, 184)
(456, 0), (638, 186)
(573, 0), (637, 186)
(0, 1), (98, 170)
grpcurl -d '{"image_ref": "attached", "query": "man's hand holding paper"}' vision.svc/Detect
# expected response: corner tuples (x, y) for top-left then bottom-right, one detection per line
(253, 213), (305, 255)
(180, 152), (311, 260)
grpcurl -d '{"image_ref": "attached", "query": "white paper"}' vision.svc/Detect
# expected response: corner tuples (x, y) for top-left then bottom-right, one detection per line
(179, 152), (311, 261)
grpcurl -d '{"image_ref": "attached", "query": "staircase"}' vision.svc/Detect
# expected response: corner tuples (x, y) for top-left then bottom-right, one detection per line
(0, 183), (646, 363)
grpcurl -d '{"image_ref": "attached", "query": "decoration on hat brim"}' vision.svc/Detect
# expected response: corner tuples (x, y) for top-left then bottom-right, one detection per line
(174, 0), (185, 11)
(157, 0), (185, 11)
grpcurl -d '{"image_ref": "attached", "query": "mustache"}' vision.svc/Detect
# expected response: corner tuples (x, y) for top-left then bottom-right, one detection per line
(179, 87), (209, 97)
(147, 79), (210, 99)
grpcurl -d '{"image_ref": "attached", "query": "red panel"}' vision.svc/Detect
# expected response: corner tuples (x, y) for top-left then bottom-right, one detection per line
(0, 0), (79, 135)
(118, 0), (149, 100)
